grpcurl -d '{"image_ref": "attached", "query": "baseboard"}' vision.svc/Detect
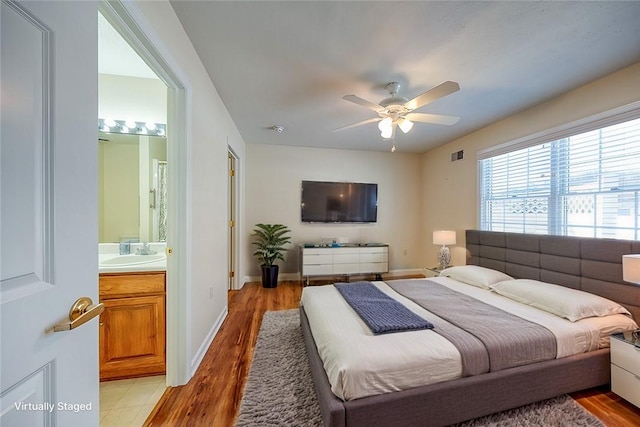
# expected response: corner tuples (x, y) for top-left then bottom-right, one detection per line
(190, 305), (228, 377)
(384, 268), (427, 278)
(243, 268), (426, 285)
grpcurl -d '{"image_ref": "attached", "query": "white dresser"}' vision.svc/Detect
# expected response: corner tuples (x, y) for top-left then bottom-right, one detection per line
(300, 244), (389, 285)
(610, 332), (640, 408)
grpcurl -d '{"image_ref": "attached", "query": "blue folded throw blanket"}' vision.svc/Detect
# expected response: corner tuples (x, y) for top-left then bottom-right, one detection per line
(334, 282), (434, 335)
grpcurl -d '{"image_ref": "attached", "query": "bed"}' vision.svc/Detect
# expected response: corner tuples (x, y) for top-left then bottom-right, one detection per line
(300, 230), (640, 427)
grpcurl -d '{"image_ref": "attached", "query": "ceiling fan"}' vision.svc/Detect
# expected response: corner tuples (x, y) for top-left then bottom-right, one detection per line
(335, 81), (460, 139)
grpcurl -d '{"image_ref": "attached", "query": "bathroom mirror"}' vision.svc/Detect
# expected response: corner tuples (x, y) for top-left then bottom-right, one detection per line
(99, 132), (167, 243)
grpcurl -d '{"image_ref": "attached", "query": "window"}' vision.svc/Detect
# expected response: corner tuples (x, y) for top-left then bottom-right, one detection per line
(479, 113), (640, 239)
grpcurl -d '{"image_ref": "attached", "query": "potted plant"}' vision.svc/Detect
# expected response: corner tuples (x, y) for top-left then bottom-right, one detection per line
(251, 223), (291, 288)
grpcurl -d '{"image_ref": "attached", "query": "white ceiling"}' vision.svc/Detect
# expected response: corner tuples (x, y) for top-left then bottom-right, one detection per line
(170, 1), (640, 153)
(98, 12), (158, 80)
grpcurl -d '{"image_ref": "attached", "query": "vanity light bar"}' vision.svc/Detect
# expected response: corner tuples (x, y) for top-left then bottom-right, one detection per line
(98, 118), (166, 137)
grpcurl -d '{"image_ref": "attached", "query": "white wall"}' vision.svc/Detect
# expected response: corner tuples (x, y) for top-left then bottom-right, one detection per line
(132, 1), (247, 376)
(421, 61), (640, 266)
(245, 144), (424, 281)
(99, 73), (166, 123)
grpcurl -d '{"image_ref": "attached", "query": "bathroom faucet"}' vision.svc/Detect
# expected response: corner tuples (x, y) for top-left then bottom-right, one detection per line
(136, 242), (156, 255)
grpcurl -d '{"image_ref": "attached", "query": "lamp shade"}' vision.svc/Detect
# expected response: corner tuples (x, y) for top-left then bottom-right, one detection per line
(622, 254), (640, 285)
(433, 230), (456, 246)
(398, 117), (414, 134)
(378, 117), (392, 132)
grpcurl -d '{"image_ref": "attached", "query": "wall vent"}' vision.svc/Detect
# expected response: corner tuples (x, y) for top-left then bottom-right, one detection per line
(451, 150), (464, 161)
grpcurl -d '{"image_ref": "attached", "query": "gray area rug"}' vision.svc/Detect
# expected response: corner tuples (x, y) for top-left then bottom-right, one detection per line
(236, 309), (604, 427)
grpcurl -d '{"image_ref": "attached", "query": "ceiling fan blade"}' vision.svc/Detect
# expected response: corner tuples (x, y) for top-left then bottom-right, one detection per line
(343, 95), (383, 112)
(405, 112), (460, 126)
(404, 81), (460, 111)
(333, 117), (381, 132)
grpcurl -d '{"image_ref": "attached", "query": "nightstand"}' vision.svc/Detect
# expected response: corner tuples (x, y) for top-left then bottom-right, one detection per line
(424, 266), (448, 277)
(610, 331), (640, 408)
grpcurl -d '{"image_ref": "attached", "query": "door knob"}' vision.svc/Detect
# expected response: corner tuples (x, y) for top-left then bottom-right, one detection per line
(53, 297), (104, 332)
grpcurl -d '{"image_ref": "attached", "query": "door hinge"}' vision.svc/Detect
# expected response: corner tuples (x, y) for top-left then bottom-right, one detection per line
(166, 247), (173, 256)
(229, 271), (235, 278)
(229, 220), (234, 227)
(229, 169), (235, 177)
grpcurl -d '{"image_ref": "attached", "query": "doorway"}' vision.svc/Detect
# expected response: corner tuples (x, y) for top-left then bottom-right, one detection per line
(228, 149), (238, 290)
(98, 12), (169, 425)
(99, 0), (191, 389)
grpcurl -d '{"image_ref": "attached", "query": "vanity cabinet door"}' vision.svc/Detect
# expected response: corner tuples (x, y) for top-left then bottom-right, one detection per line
(99, 294), (166, 380)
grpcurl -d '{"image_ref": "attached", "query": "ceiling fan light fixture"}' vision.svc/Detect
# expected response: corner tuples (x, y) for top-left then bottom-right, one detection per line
(378, 117), (392, 132)
(380, 126), (393, 139)
(378, 117), (393, 138)
(398, 117), (414, 134)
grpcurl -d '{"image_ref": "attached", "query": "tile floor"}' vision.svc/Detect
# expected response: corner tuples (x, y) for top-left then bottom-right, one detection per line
(100, 375), (166, 427)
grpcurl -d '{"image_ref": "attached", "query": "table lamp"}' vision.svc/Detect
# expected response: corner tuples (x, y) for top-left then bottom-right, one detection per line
(622, 254), (640, 285)
(433, 230), (456, 270)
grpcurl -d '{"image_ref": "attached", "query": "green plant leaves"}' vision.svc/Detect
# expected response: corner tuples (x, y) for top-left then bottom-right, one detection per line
(252, 223), (292, 266)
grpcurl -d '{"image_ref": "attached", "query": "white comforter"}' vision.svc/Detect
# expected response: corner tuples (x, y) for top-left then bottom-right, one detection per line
(300, 277), (630, 401)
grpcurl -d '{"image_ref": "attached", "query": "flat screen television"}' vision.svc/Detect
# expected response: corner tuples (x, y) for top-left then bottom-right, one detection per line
(301, 180), (378, 223)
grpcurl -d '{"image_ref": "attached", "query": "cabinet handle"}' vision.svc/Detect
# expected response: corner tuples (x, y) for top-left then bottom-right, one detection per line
(53, 297), (104, 332)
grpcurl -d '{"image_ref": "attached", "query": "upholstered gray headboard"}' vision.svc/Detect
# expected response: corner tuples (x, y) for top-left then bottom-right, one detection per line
(466, 230), (640, 321)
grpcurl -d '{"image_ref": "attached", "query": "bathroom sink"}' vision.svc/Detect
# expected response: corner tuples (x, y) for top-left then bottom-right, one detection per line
(100, 254), (166, 266)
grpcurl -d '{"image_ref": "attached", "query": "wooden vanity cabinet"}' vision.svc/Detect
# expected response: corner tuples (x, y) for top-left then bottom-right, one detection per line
(99, 272), (166, 380)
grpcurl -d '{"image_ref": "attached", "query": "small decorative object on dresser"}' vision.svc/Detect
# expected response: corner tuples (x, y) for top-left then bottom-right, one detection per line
(610, 331), (640, 408)
(433, 230), (456, 270)
(252, 223), (291, 288)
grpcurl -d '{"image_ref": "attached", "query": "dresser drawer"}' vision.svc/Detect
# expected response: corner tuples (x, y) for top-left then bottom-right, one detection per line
(333, 263), (360, 274)
(360, 246), (388, 254)
(360, 262), (388, 274)
(303, 264), (333, 276)
(303, 254), (333, 265)
(611, 338), (640, 377)
(360, 253), (387, 263)
(302, 248), (332, 256)
(611, 364), (640, 408)
(335, 247), (360, 255)
(334, 253), (360, 264)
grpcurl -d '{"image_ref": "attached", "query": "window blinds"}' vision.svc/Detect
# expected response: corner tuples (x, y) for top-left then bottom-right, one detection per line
(480, 117), (640, 239)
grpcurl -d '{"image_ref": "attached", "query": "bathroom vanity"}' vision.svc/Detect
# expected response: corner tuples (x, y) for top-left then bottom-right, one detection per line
(99, 271), (166, 380)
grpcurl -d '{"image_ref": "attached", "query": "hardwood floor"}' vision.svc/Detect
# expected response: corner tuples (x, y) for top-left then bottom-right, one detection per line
(146, 280), (640, 426)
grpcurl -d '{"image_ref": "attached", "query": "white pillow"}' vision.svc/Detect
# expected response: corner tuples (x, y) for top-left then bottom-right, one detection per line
(439, 265), (513, 289)
(578, 314), (639, 348)
(490, 279), (632, 321)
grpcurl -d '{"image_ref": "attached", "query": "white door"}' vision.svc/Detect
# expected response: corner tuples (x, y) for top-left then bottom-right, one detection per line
(1, 1), (99, 426)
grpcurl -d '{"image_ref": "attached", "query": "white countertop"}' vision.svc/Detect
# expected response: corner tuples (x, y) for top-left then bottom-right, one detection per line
(98, 243), (167, 273)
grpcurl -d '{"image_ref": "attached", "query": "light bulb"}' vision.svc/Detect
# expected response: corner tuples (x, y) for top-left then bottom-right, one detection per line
(104, 118), (116, 127)
(378, 117), (392, 133)
(380, 126), (393, 139)
(145, 122), (157, 131)
(398, 118), (414, 133)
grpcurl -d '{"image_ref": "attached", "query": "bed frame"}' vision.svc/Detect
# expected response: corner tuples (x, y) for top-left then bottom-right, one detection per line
(300, 230), (640, 427)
